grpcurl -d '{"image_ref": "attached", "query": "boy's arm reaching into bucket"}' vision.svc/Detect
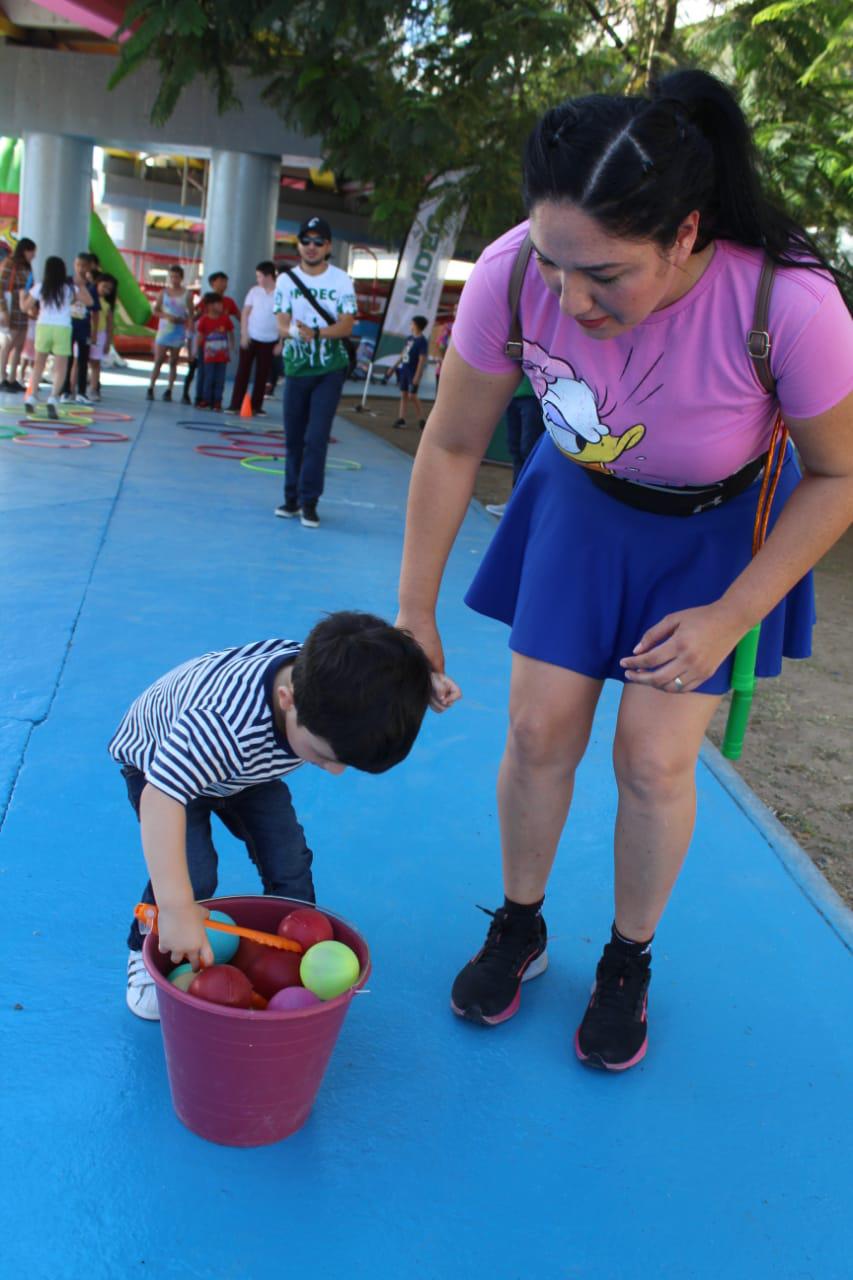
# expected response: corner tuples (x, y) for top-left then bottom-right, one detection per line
(138, 784), (214, 969)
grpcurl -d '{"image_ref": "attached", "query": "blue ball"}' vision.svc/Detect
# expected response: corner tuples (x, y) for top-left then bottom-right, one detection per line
(206, 910), (239, 963)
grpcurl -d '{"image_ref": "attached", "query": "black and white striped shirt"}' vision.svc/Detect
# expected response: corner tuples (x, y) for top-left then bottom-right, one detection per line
(108, 640), (303, 804)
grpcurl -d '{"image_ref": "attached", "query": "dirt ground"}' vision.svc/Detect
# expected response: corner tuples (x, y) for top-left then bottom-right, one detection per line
(339, 393), (852, 910)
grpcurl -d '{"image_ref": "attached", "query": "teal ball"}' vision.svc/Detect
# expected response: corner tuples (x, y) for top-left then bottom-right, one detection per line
(168, 963), (196, 992)
(206, 910), (239, 963)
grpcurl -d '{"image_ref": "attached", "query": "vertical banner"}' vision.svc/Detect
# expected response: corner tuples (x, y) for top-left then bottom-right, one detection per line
(373, 171), (468, 366)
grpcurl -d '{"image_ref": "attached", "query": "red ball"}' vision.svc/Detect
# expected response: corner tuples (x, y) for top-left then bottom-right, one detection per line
(277, 907), (335, 949)
(231, 937), (267, 975)
(188, 964), (253, 1009)
(245, 947), (303, 999)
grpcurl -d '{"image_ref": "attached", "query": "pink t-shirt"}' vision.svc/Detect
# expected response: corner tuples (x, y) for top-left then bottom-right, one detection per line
(453, 223), (853, 486)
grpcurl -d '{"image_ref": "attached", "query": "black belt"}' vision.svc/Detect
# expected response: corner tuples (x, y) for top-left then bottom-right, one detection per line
(585, 454), (766, 517)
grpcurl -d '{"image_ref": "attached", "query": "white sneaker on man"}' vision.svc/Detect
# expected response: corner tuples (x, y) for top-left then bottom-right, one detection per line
(126, 950), (160, 1021)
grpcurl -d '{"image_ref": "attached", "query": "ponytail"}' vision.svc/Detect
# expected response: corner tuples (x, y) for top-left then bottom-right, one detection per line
(523, 69), (850, 308)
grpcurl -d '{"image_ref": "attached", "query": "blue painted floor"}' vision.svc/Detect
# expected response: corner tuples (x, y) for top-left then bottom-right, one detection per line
(1, 372), (851, 1279)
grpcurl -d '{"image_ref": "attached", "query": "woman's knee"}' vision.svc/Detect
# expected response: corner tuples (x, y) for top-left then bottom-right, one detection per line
(613, 731), (698, 802)
(506, 703), (592, 772)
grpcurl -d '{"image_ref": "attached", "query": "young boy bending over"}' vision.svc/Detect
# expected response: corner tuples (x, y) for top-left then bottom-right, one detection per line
(110, 611), (437, 1020)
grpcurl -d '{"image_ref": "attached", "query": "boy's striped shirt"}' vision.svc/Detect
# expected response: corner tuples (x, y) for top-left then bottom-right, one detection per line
(108, 640), (303, 804)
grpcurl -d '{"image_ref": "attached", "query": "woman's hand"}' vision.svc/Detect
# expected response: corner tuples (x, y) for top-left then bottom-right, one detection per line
(155, 903), (213, 969)
(430, 671), (462, 713)
(620, 602), (744, 694)
(397, 612), (462, 711)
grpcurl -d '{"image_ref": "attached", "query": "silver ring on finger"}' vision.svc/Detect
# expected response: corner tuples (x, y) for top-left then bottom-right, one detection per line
(673, 676), (685, 692)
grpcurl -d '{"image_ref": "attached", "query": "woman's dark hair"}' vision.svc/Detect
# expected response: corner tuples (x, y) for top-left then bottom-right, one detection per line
(290, 611), (432, 774)
(13, 237), (36, 263)
(523, 68), (849, 302)
(97, 272), (118, 307)
(41, 256), (68, 309)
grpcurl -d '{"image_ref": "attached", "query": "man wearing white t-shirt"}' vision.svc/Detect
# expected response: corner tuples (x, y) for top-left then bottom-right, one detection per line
(225, 261), (280, 416)
(272, 216), (357, 529)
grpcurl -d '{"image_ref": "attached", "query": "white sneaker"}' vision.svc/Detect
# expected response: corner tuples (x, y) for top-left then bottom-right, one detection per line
(60, 393), (73, 404)
(485, 502), (507, 518)
(75, 393), (92, 405)
(126, 950), (160, 1021)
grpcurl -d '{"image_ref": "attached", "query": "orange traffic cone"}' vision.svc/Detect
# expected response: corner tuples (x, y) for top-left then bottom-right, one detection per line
(239, 393), (253, 419)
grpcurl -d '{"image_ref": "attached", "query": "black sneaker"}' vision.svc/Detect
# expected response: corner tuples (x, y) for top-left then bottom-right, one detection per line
(574, 941), (651, 1071)
(451, 905), (547, 1025)
(274, 501), (300, 519)
(162, 388), (172, 402)
(300, 503), (320, 529)
(145, 387), (154, 400)
(181, 393), (191, 405)
(392, 417), (406, 429)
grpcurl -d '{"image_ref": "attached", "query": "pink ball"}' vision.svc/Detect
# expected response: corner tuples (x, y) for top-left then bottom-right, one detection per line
(267, 986), (322, 1012)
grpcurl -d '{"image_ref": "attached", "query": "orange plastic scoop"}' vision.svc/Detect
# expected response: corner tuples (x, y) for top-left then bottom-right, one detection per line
(133, 903), (303, 954)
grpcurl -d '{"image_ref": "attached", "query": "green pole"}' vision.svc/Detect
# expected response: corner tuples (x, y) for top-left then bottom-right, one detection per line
(722, 624), (761, 760)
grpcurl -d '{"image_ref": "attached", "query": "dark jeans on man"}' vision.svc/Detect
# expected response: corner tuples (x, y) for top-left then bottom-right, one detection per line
(197, 359), (227, 406)
(62, 321), (90, 397)
(506, 394), (545, 485)
(229, 339), (276, 413)
(122, 765), (315, 951)
(283, 366), (347, 506)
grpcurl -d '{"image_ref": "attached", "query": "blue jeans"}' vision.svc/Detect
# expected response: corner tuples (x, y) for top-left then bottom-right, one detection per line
(123, 766), (315, 950)
(282, 367), (347, 505)
(506, 395), (545, 485)
(197, 360), (227, 405)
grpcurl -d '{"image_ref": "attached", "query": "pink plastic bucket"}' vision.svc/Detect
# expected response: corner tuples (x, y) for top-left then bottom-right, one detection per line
(143, 895), (371, 1146)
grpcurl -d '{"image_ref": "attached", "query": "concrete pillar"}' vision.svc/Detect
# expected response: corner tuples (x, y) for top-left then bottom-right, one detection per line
(204, 150), (280, 310)
(19, 132), (93, 277)
(102, 205), (147, 255)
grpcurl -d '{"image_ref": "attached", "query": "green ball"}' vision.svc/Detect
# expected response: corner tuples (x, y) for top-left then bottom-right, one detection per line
(168, 963), (196, 992)
(299, 940), (360, 1000)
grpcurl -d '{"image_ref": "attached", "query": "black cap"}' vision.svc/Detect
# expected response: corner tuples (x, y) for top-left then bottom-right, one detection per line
(298, 215), (332, 241)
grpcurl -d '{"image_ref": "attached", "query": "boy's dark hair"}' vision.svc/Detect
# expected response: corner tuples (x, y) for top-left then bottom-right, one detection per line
(41, 255), (68, 308)
(256, 260), (276, 277)
(290, 611), (432, 774)
(169, 264), (185, 279)
(208, 270), (228, 284)
(412, 315), (428, 332)
(203, 291), (221, 305)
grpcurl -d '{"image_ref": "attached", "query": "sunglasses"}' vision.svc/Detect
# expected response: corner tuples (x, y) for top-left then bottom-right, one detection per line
(299, 236), (328, 247)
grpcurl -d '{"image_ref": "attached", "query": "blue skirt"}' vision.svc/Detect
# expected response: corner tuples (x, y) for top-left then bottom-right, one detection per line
(465, 438), (815, 695)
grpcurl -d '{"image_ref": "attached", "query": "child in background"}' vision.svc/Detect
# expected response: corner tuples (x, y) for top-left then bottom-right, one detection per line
(23, 255), (92, 419)
(195, 292), (235, 410)
(388, 314), (429, 429)
(147, 264), (190, 401)
(61, 251), (100, 405)
(111, 610), (444, 1019)
(88, 273), (117, 402)
(182, 270), (240, 405)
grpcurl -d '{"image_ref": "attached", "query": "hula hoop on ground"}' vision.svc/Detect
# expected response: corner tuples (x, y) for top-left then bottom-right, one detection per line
(177, 420), (233, 433)
(195, 444), (285, 460)
(87, 409), (133, 423)
(0, 426), (27, 439)
(239, 455), (360, 474)
(13, 433), (92, 449)
(1, 404), (90, 422)
(15, 427), (89, 437)
(74, 429), (130, 443)
(218, 432), (286, 449)
(14, 414), (93, 428)
(237, 455), (287, 473)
